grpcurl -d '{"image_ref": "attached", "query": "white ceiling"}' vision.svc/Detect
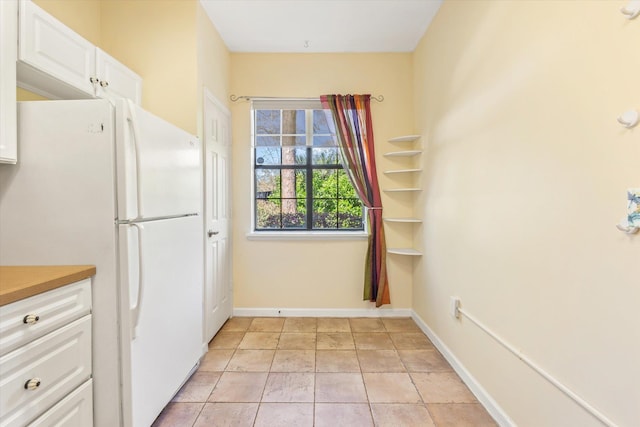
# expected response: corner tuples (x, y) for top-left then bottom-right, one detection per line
(199, 0), (443, 53)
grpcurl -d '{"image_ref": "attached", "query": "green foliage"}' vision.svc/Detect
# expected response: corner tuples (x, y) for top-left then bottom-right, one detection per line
(263, 167), (363, 229)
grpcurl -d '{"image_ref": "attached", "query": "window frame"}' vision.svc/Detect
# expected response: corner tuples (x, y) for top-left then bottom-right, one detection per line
(249, 100), (367, 238)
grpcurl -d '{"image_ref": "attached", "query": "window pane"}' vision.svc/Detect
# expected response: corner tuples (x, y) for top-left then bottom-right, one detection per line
(277, 169), (307, 200)
(313, 136), (336, 147)
(255, 147), (281, 165)
(282, 136), (306, 147)
(280, 169), (297, 205)
(337, 199), (363, 229)
(256, 136), (280, 147)
(313, 200), (337, 229)
(312, 147), (339, 165)
(283, 199), (306, 229)
(313, 169), (337, 199)
(295, 169), (307, 199)
(281, 169), (306, 229)
(255, 110), (280, 134)
(313, 110), (331, 134)
(256, 199), (281, 229)
(281, 110), (305, 134)
(337, 170), (357, 198)
(255, 168), (279, 197)
(282, 146), (307, 165)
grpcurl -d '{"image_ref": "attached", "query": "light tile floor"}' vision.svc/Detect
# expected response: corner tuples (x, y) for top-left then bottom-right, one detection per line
(152, 317), (497, 427)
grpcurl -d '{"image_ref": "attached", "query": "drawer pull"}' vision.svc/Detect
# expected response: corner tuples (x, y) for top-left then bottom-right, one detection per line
(23, 314), (40, 325)
(24, 378), (42, 390)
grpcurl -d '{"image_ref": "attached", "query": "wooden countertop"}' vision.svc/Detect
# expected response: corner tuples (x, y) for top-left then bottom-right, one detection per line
(0, 265), (96, 306)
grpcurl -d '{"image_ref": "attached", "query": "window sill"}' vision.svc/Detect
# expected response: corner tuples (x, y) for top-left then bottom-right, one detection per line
(246, 231), (369, 241)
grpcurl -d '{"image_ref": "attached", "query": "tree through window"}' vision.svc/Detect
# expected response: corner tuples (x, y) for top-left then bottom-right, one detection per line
(252, 100), (364, 231)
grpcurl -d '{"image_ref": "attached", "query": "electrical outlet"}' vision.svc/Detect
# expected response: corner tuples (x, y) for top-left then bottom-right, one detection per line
(450, 297), (461, 319)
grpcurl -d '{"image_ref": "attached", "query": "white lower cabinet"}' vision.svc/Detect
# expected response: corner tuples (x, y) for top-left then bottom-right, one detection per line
(28, 380), (93, 427)
(0, 281), (93, 427)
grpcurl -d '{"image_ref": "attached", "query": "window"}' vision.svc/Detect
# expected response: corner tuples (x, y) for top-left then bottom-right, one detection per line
(252, 100), (364, 232)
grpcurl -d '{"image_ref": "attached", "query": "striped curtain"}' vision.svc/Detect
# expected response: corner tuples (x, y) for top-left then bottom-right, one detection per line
(321, 94), (389, 307)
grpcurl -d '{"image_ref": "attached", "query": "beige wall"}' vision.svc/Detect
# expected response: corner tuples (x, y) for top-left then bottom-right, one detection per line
(197, 3), (230, 112)
(33, 0), (101, 45)
(413, 1), (639, 425)
(100, 0), (198, 134)
(230, 53), (415, 310)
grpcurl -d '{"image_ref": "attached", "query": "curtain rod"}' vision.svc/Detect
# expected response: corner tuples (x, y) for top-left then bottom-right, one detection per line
(229, 94), (384, 102)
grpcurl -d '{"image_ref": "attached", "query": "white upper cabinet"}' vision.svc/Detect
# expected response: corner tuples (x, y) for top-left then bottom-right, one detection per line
(17, 0), (142, 104)
(95, 48), (142, 104)
(0, 0), (18, 164)
(18, 0), (95, 98)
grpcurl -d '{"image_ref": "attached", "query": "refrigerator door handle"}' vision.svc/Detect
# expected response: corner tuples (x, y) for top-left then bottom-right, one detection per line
(130, 223), (145, 339)
(126, 99), (144, 220)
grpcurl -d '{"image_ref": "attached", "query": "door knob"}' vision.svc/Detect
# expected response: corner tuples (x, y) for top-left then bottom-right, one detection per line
(207, 230), (219, 237)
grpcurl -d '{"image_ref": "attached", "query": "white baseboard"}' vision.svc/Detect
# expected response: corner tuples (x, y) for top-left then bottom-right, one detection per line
(233, 307), (413, 318)
(410, 311), (516, 427)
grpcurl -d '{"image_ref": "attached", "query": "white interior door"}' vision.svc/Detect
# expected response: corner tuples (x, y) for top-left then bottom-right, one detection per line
(203, 89), (233, 343)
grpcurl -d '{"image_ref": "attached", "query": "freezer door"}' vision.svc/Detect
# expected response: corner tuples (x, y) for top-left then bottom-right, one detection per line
(118, 215), (204, 427)
(115, 99), (202, 221)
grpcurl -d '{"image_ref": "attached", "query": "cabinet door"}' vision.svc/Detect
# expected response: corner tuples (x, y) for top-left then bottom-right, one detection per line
(0, 0), (17, 164)
(96, 48), (142, 105)
(18, 0), (95, 98)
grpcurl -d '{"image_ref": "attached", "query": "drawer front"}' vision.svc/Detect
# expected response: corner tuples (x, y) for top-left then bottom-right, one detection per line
(0, 279), (91, 357)
(28, 379), (93, 427)
(0, 315), (92, 427)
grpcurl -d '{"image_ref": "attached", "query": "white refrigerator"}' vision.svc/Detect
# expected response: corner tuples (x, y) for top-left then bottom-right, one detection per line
(0, 99), (204, 427)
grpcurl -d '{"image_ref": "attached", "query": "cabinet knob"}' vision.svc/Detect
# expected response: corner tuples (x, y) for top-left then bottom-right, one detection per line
(207, 230), (219, 237)
(89, 77), (99, 84)
(24, 378), (41, 391)
(100, 80), (109, 88)
(23, 314), (40, 325)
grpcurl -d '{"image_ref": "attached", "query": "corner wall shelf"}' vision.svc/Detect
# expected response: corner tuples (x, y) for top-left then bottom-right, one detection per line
(382, 134), (423, 258)
(387, 248), (422, 256)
